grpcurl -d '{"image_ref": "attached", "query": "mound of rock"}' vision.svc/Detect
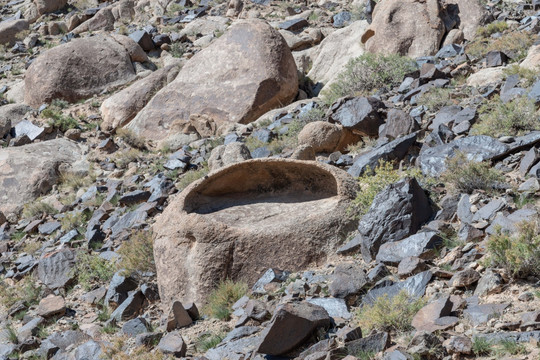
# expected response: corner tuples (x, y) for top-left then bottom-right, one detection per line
(0, 139), (85, 214)
(153, 159), (357, 308)
(125, 19), (298, 141)
(24, 35), (138, 107)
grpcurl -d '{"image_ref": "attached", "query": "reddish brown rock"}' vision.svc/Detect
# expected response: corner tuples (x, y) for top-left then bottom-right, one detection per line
(38, 295), (66, 318)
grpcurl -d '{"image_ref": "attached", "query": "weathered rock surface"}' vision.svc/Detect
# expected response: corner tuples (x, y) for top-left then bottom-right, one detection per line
(126, 20), (298, 141)
(25, 35), (137, 107)
(362, 0), (445, 58)
(208, 142), (252, 172)
(376, 231), (442, 265)
(153, 159), (357, 307)
(0, 19), (29, 46)
(0, 139), (85, 214)
(37, 249), (76, 290)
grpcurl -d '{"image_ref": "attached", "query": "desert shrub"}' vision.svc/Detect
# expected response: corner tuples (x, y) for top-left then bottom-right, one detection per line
(355, 290), (426, 333)
(23, 241), (42, 255)
(472, 96), (539, 137)
(350, 160), (432, 217)
(170, 43), (185, 58)
(416, 87), (456, 112)
(441, 152), (504, 194)
(22, 201), (57, 219)
(467, 31), (535, 61)
(494, 339), (528, 356)
(203, 280), (248, 321)
(176, 165), (209, 191)
(476, 21), (509, 37)
(41, 100), (79, 132)
(73, 252), (116, 290)
(116, 128), (147, 150)
(61, 211), (90, 232)
(196, 332), (225, 352)
(0, 278), (42, 309)
(117, 230), (156, 276)
(487, 221), (540, 278)
(323, 53), (417, 104)
(112, 149), (142, 169)
(59, 171), (94, 193)
(472, 337), (492, 356)
(503, 64), (539, 87)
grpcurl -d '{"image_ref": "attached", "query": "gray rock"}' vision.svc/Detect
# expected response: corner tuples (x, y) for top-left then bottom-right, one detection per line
(345, 332), (390, 354)
(166, 300), (192, 330)
(135, 332), (163, 347)
(464, 303), (509, 325)
(307, 297), (351, 319)
(397, 256), (428, 278)
(477, 331), (540, 343)
(129, 30), (154, 51)
(122, 318), (150, 337)
(348, 132), (418, 177)
(364, 271), (432, 305)
(279, 18), (308, 31)
(486, 208), (536, 234)
(45, 330), (90, 352)
(18, 317), (44, 341)
(109, 290), (145, 321)
(456, 194), (473, 224)
(13, 120), (44, 141)
(520, 148), (540, 177)
(118, 190), (151, 206)
(474, 270), (503, 297)
(358, 177), (433, 262)
(38, 221), (61, 235)
(257, 302), (331, 355)
(73, 340), (102, 360)
(329, 262), (367, 299)
(223, 326), (260, 343)
(37, 248), (76, 290)
(380, 109), (419, 139)
(449, 269), (480, 288)
(329, 96), (386, 137)
(158, 332), (187, 357)
(252, 268), (290, 294)
(105, 272), (138, 307)
(376, 231), (442, 265)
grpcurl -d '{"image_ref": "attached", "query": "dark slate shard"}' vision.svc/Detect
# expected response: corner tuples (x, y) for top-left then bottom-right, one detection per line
(163, 159), (186, 170)
(251, 147), (272, 158)
(37, 248), (76, 290)
(252, 268), (290, 294)
(345, 332), (391, 354)
(110, 290), (145, 321)
(376, 231), (442, 266)
(364, 271), (432, 305)
(471, 198), (505, 222)
(477, 331), (540, 344)
(118, 190), (151, 206)
(122, 318), (150, 337)
(436, 44), (463, 58)
(336, 233), (362, 255)
(333, 11), (352, 28)
(519, 147), (540, 176)
(329, 262), (367, 299)
(417, 135), (509, 177)
(485, 51), (509, 67)
(380, 109), (419, 140)
(251, 128), (274, 143)
(257, 302), (331, 356)
(485, 208), (536, 234)
(141, 283), (160, 302)
(152, 34), (171, 47)
(111, 210), (147, 238)
(329, 96), (386, 137)
(348, 132), (418, 177)
(358, 177), (433, 262)
(223, 326), (261, 343)
(278, 18), (308, 31)
(464, 303), (509, 325)
(506, 131), (540, 153)
(129, 30), (154, 51)
(205, 336), (259, 359)
(45, 331), (90, 352)
(73, 340), (102, 360)
(38, 221), (61, 235)
(105, 272), (138, 307)
(428, 105), (462, 130)
(158, 332), (187, 357)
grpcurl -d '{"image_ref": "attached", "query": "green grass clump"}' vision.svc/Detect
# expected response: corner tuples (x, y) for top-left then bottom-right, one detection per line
(487, 221), (540, 279)
(0, 278), (41, 309)
(476, 21), (509, 37)
(41, 100), (78, 132)
(494, 339), (528, 356)
(22, 201), (57, 219)
(323, 53), (417, 104)
(117, 230), (156, 276)
(73, 252), (115, 291)
(472, 337), (492, 356)
(416, 87), (456, 112)
(472, 96), (539, 137)
(203, 280), (248, 321)
(467, 31), (535, 62)
(176, 165), (209, 191)
(441, 152), (504, 194)
(355, 290), (426, 333)
(61, 211), (90, 232)
(502, 64), (539, 87)
(196, 332), (225, 352)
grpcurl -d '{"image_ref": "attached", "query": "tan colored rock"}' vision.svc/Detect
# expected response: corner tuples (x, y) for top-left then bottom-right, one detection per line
(25, 0), (68, 22)
(0, 19), (29, 46)
(208, 142), (252, 171)
(0, 139), (85, 214)
(109, 34), (148, 63)
(72, 7), (115, 34)
(126, 20), (298, 141)
(291, 144), (315, 160)
(24, 35), (136, 107)
(443, 29), (464, 46)
(38, 295), (66, 318)
(521, 44), (540, 71)
(297, 121), (342, 153)
(101, 65), (177, 132)
(466, 67), (505, 87)
(153, 159), (358, 308)
(362, 0), (445, 58)
(445, 0), (489, 41)
(308, 20), (368, 87)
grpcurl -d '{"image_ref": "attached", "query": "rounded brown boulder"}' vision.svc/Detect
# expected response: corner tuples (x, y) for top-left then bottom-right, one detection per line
(153, 159), (358, 308)
(24, 35), (137, 107)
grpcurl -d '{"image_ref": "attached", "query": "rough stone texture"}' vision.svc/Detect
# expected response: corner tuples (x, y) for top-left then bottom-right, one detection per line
(307, 20), (368, 88)
(0, 139), (85, 214)
(72, 7), (115, 34)
(297, 121), (343, 153)
(166, 301), (193, 330)
(329, 262), (367, 299)
(158, 332), (187, 357)
(208, 142), (252, 172)
(101, 66), (177, 132)
(153, 159), (358, 308)
(466, 67), (505, 87)
(411, 296), (453, 332)
(329, 96), (386, 137)
(37, 295), (66, 318)
(126, 20), (298, 141)
(449, 269), (481, 288)
(257, 302), (331, 355)
(0, 19), (29, 46)
(37, 248), (76, 290)
(521, 44), (540, 70)
(364, 271), (432, 305)
(445, 0), (489, 41)
(362, 0), (445, 58)
(376, 231), (442, 266)
(24, 35), (137, 107)
(380, 109), (419, 139)
(358, 178), (433, 262)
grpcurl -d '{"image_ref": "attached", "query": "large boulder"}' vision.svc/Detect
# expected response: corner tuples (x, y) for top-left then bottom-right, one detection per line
(24, 35), (137, 107)
(101, 65), (179, 132)
(0, 139), (85, 214)
(126, 19), (298, 141)
(25, 0), (68, 23)
(362, 0), (445, 58)
(0, 19), (29, 46)
(444, 0), (489, 41)
(308, 20), (369, 88)
(153, 159), (357, 308)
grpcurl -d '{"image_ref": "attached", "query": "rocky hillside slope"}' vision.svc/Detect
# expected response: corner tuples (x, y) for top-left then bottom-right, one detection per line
(1, 0), (540, 358)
